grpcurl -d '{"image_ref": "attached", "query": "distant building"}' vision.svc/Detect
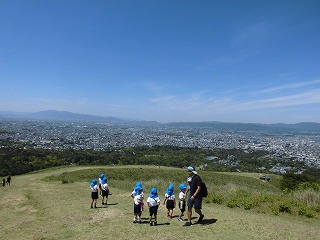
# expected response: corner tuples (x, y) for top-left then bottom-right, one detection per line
(205, 156), (218, 161)
(259, 175), (271, 181)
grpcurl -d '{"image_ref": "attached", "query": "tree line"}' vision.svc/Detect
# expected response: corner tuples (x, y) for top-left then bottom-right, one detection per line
(1, 139), (318, 180)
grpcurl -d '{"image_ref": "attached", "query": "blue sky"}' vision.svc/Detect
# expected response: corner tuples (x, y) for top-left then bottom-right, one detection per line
(1, 0), (320, 123)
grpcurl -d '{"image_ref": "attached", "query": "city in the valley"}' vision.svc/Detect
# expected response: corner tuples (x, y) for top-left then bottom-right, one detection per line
(1, 119), (319, 172)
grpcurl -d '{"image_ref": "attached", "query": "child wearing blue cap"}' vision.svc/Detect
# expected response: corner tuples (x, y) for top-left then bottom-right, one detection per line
(98, 173), (105, 196)
(164, 184), (176, 219)
(131, 183), (144, 223)
(101, 177), (109, 206)
(178, 184), (187, 221)
(147, 188), (161, 226)
(90, 179), (98, 209)
(131, 182), (145, 212)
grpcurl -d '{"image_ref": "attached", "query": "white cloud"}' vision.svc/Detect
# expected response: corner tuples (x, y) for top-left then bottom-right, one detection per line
(259, 79), (320, 93)
(230, 22), (269, 48)
(147, 86), (320, 120)
(150, 95), (175, 103)
(2, 80), (320, 123)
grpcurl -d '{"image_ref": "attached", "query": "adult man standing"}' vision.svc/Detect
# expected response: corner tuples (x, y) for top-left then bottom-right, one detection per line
(184, 166), (204, 226)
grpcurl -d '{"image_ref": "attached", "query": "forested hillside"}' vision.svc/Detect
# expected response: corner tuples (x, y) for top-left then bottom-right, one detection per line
(0, 139), (309, 176)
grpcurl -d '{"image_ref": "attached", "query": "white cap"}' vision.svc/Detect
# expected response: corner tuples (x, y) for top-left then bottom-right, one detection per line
(187, 166), (197, 174)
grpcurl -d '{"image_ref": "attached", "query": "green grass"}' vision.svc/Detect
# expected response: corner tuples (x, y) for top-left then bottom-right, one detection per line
(1, 165), (319, 240)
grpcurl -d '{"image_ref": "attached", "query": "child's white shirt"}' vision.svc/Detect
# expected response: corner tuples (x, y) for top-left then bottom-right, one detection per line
(179, 191), (186, 200)
(90, 184), (98, 192)
(102, 183), (108, 191)
(132, 190), (144, 199)
(134, 194), (143, 205)
(165, 193), (175, 200)
(147, 197), (160, 207)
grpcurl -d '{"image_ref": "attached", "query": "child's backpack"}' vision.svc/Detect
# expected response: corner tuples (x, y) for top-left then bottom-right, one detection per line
(200, 181), (208, 198)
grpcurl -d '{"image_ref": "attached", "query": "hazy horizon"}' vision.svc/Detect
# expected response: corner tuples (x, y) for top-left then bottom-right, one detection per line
(1, 1), (320, 124)
(2, 109), (320, 125)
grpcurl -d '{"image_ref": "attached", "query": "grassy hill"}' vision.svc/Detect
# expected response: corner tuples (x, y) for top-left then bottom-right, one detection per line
(1, 165), (319, 240)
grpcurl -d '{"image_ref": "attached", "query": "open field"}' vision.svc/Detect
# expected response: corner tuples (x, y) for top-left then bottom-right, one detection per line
(0, 165), (319, 240)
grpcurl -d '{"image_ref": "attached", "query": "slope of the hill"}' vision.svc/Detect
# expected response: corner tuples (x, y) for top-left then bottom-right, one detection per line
(0, 165), (319, 240)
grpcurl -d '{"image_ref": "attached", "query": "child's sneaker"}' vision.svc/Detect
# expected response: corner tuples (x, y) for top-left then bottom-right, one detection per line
(150, 221), (153, 226)
(177, 216), (183, 222)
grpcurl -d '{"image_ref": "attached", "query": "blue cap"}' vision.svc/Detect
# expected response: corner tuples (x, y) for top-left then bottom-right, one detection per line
(150, 188), (158, 198)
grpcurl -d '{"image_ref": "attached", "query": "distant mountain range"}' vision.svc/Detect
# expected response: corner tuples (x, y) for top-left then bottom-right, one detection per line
(0, 110), (158, 126)
(1, 110), (320, 132)
(0, 110), (122, 122)
(166, 121), (320, 132)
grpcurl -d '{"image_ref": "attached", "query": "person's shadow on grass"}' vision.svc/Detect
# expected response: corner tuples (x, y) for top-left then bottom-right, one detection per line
(95, 203), (118, 208)
(196, 218), (218, 225)
(140, 221), (170, 226)
(155, 222), (170, 226)
(106, 203), (118, 206)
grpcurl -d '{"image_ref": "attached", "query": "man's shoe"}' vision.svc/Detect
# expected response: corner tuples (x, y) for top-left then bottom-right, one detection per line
(195, 214), (204, 224)
(183, 221), (192, 226)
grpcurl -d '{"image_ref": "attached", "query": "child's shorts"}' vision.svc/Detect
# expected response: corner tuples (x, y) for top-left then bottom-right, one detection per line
(134, 204), (141, 214)
(102, 189), (109, 197)
(166, 199), (175, 210)
(91, 192), (98, 200)
(149, 206), (159, 216)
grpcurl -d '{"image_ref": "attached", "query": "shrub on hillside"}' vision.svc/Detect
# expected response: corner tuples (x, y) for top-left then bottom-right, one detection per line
(270, 204), (280, 216)
(298, 182), (320, 191)
(298, 206), (315, 218)
(280, 173), (316, 191)
(226, 197), (240, 208)
(278, 202), (292, 213)
(292, 187), (320, 212)
(240, 196), (258, 210)
(206, 194), (224, 204)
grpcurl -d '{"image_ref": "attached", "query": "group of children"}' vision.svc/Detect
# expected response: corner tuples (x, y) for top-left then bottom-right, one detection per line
(2, 175), (11, 187)
(89, 173), (110, 208)
(130, 182), (187, 226)
(89, 173), (188, 226)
